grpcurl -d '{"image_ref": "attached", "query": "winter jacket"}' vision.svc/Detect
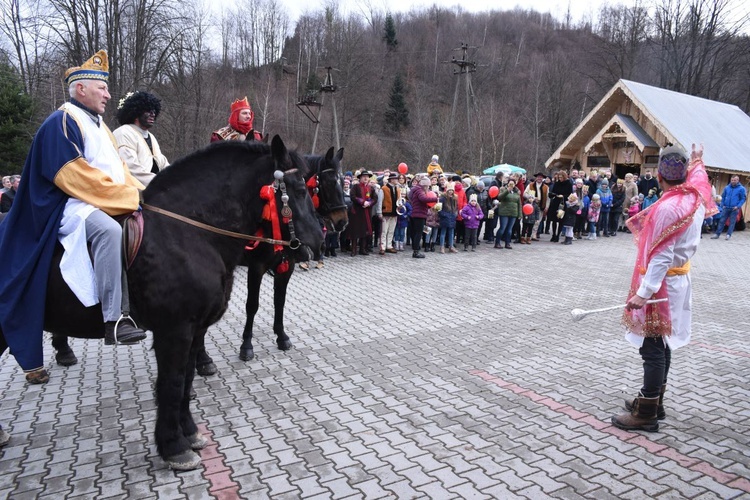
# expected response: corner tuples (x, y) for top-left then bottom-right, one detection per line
(438, 195), (458, 229)
(588, 201), (601, 223)
(641, 194), (658, 210)
(408, 185), (438, 219)
(495, 186), (522, 218)
(561, 201), (578, 227)
(721, 183), (747, 209)
(396, 201), (412, 228)
(596, 188), (613, 212)
(460, 203), (484, 229)
(522, 200), (541, 224)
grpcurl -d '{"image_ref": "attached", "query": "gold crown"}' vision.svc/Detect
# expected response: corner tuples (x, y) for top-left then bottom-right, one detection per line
(64, 50), (109, 85)
(231, 97), (251, 113)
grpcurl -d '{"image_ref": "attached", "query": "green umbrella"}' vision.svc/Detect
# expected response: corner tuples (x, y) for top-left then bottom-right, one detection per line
(483, 164), (526, 175)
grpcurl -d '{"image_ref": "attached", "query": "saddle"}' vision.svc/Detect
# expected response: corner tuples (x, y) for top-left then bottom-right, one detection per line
(116, 210), (144, 269)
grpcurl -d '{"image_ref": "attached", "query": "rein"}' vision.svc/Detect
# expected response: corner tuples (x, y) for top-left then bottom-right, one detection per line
(141, 204), (299, 249)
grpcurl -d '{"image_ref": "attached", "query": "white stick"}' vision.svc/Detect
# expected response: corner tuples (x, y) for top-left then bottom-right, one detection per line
(570, 298), (668, 322)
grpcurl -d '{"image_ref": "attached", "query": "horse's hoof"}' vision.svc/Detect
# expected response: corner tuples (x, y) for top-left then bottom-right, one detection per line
(186, 432), (208, 450)
(277, 341), (292, 351)
(25, 369), (49, 385)
(196, 362), (217, 377)
(56, 351), (78, 367)
(166, 450), (202, 471)
(239, 349), (254, 361)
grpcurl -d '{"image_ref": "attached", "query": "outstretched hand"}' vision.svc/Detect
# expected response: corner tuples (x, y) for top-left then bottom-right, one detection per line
(691, 143), (704, 162)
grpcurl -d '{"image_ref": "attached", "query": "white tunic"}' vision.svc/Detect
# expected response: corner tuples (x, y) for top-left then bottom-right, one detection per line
(113, 124), (169, 187)
(625, 204), (706, 350)
(57, 103), (127, 306)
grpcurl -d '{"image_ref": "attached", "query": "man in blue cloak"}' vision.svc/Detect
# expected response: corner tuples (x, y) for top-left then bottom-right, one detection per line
(0, 50), (147, 399)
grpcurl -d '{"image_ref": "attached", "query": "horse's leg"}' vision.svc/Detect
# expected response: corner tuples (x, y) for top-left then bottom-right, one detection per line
(273, 271), (293, 351)
(182, 331), (207, 450)
(51, 334), (78, 367)
(153, 325), (201, 470)
(239, 266), (264, 361)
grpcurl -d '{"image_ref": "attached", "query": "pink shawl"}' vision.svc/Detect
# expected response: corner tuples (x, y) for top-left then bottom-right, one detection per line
(621, 154), (717, 336)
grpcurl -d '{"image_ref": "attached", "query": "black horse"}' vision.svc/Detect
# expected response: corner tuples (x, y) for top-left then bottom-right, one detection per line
(1, 137), (323, 470)
(236, 147), (348, 361)
(53, 147), (348, 369)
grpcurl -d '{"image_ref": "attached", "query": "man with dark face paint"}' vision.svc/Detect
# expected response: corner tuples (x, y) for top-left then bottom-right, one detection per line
(113, 91), (170, 186)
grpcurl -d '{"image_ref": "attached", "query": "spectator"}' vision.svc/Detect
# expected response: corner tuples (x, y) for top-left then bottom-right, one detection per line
(637, 169), (660, 197)
(610, 179), (626, 236)
(586, 194), (601, 240)
(427, 154), (443, 175)
(494, 179), (522, 249)
(460, 194), (483, 251)
(349, 171), (376, 256)
(560, 193), (579, 245)
(0, 175), (20, 213)
(622, 173), (639, 232)
(526, 172), (549, 241)
(549, 171), (572, 242)
(438, 183), (458, 253)
(394, 194), (411, 251)
(642, 188), (659, 210)
(711, 175), (746, 241)
(408, 174), (438, 258)
(596, 179), (613, 237)
(380, 173), (401, 254)
(520, 191), (541, 244)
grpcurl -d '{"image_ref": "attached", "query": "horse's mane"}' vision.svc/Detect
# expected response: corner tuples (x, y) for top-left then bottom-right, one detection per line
(147, 141), (309, 194)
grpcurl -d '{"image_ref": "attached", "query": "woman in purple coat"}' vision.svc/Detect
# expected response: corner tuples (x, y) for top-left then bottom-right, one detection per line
(460, 194), (484, 251)
(408, 175), (438, 258)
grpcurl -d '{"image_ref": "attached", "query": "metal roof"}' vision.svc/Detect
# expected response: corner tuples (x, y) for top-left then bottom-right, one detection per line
(615, 113), (659, 149)
(619, 80), (750, 173)
(546, 79), (750, 174)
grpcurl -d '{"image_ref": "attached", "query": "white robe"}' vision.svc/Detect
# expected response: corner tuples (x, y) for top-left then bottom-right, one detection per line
(57, 103), (127, 307)
(113, 124), (169, 187)
(625, 204), (706, 351)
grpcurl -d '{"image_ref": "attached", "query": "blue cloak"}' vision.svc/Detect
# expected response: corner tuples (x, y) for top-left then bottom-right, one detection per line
(0, 109), (86, 371)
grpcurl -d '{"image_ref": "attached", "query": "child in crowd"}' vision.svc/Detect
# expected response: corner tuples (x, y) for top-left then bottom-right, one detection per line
(438, 183), (458, 253)
(641, 188), (659, 210)
(561, 193), (579, 245)
(520, 191), (540, 244)
(627, 195), (640, 219)
(586, 193), (601, 240)
(394, 196), (411, 251)
(460, 194), (484, 251)
(575, 185), (589, 239)
(596, 179), (613, 237)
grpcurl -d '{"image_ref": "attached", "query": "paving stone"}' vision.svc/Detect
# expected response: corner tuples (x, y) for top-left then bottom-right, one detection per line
(0, 234), (748, 498)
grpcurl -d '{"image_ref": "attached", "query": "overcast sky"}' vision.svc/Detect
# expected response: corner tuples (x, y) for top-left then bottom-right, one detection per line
(281, 0), (750, 32)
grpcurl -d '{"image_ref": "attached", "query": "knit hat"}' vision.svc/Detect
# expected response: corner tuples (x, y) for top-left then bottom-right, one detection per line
(476, 181), (485, 189)
(592, 193), (601, 200)
(658, 145), (688, 181)
(446, 182), (455, 192)
(469, 194), (478, 203)
(431, 155), (439, 163)
(601, 179), (609, 186)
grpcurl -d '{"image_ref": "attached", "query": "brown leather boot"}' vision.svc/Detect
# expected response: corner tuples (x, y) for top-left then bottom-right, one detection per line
(626, 385), (666, 420)
(612, 394), (659, 432)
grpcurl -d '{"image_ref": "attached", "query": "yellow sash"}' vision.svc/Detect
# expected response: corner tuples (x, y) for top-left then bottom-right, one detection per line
(640, 261), (690, 276)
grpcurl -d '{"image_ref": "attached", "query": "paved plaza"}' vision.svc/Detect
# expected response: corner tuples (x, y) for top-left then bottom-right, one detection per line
(1, 231), (749, 499)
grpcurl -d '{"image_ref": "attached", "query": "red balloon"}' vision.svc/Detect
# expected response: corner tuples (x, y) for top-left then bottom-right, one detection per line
(398, 162), (408, 174)
(523, 203), (534, 215)
(488, 186), (499, 198)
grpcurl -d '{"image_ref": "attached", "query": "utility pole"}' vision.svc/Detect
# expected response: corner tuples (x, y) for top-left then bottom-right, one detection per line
(443, 42), (481, 170)
(295, 66), (340, 155)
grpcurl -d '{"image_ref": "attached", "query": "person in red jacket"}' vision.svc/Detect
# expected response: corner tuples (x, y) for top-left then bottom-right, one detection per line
(408, 174), (438, 258)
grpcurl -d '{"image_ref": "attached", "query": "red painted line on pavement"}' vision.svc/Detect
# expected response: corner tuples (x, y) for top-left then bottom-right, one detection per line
(469, 370), (750, 494)
(692, 342), (750, 358)
(197, 423), (241, 499)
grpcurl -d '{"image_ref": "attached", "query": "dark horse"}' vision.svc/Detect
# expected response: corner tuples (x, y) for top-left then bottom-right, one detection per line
(52, 148), (348, 368)
(235, 147), (348, 361)
(0, 137), (323, 470)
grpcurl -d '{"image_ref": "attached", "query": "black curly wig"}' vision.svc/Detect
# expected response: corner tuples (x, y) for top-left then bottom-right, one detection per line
(116, 91), (162, 125)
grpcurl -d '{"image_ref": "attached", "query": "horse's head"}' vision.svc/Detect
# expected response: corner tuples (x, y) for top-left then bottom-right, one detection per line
(309, 147), (348, 233)
(271, 136), (324, 261)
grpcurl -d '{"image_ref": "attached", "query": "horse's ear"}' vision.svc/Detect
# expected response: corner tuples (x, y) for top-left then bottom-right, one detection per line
(271, 135), (290, 165)
(325, 147), (334, 162)
(335, 148), (344, 162)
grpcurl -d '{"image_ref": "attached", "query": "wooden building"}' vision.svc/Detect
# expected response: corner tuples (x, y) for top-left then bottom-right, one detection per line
(546, 79), (750, 220)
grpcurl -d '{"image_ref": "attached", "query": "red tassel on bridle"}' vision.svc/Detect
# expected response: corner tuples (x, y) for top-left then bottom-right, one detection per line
(306, 175), (320, 209)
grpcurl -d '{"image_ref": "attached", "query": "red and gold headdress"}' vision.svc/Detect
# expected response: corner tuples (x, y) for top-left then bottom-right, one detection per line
(231, 97), (251, 114)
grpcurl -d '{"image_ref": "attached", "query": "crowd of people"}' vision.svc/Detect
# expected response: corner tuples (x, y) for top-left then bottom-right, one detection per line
(322, 161), (745, 260)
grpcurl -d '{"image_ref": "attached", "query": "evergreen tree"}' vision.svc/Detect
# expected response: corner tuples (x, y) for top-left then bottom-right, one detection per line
(384, 74), (409, 132)
(383, 14), (398, 51)
(0, 63), (33, 174)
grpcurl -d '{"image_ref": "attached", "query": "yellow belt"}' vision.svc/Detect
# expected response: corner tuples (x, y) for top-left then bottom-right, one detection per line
(640, 261), (690, 276)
